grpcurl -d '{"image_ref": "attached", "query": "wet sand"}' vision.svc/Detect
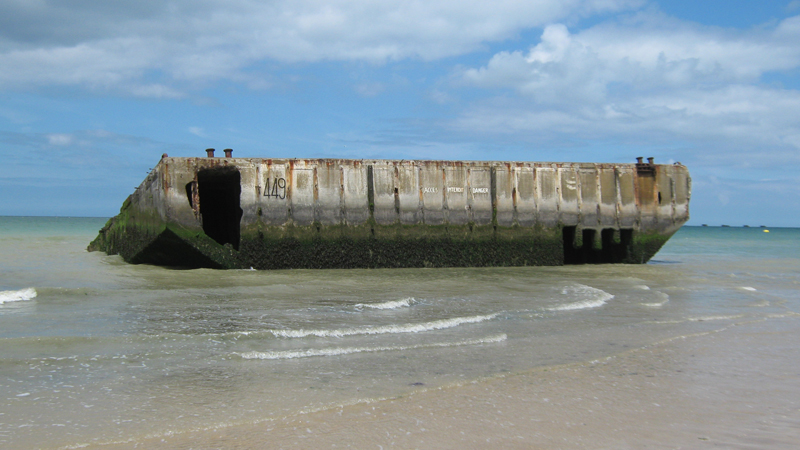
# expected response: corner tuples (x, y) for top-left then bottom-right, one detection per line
(95, 316), (800, 449)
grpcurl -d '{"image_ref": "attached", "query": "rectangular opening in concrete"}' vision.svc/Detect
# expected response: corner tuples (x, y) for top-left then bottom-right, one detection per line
(198, 167), (242, 250)
(563, 226), (633, 264)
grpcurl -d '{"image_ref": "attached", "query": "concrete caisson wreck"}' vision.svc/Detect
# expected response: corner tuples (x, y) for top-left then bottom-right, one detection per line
(88, 151), (690, 269)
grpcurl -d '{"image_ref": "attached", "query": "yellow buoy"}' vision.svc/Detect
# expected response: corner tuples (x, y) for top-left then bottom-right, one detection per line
(763, 229), (770, 233)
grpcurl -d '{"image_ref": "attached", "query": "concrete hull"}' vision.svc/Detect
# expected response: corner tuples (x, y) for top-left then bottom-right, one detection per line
(88, 157), (691, 269)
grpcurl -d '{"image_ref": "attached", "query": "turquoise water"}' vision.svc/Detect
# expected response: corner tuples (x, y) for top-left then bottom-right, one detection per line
(1, 218), (798, 449)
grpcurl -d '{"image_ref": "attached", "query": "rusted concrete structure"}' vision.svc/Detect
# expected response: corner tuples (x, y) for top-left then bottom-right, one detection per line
(88, 153), (691, 269)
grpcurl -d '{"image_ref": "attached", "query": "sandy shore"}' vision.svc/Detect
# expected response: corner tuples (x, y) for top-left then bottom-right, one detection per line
(93, 316), (800, 449)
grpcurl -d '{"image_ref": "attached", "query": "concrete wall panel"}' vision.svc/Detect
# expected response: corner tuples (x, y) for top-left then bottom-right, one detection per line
(559, 167), (579, 226)
(371, 164), (398, 225)
(343, 163), (369, 225)
(162, 160), (197, 227)
(396, 164), (420, 225)
(537, 167), (558, 227)
(315, 162), (342, 225)
(515, 166), (536, 227)
(657, 167), (675, 222)
(617, 168), (636, 228)
(420, 164), (444, 225)
(599, 168), (617, 227)
(673, 166), (690, 221)
(469, 168), (493, 225)
(444, 167), (469, 225)
(579, 168), (599, 227)
(290, 167), (315, 226)
(260, 161), (289, 225)
(494, 166), (515, 227)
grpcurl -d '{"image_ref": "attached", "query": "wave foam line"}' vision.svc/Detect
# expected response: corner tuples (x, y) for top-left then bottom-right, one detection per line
(548, 284), (614, 311)
(688, 314), (745, 322)
(641, 292), (670, 308)
(0, 287), (37, 304)
(238, 334), (507, 360)
(270, 313), (498, 338)
(355, 297), (415, 310)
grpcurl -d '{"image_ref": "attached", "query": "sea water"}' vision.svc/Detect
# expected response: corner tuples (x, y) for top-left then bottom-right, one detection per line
(0, 217), (798, 449)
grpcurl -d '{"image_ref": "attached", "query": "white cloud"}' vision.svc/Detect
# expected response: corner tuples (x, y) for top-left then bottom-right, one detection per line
(462, 14), (800, 101)
(0, 0), (641, 95)
(454, 13), (800, 167)
(46, 133), (73, 146)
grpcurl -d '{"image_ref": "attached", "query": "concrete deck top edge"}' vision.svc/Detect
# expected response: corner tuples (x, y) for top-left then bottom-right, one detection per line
(155, 156), (684, 168)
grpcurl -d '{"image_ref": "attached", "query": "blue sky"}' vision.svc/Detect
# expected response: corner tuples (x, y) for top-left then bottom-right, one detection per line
(1, 0), (799, 226)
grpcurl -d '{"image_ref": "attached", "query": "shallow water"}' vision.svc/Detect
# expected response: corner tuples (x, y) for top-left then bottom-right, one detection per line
(1, 218), (798, 449)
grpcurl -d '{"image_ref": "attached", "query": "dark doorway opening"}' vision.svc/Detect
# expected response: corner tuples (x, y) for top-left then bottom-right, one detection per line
(563, 226), (632, 264)
(198, 167), (243, 250)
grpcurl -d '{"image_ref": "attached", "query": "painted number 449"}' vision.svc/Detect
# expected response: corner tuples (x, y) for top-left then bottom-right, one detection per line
(264, 177), (287, 199)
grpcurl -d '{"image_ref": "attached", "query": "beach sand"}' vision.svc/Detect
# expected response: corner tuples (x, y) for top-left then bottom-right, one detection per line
(93, 316), (800, 449)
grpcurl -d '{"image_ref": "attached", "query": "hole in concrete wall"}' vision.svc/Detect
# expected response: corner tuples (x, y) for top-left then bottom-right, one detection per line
(563, 227), (633, 264)
(198, 167), (242, 250)
(562, 226), (581, 264)
(601, 228), (632, 263)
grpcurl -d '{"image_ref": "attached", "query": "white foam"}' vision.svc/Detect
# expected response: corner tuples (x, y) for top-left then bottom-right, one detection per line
(0, 288), (37, 304)
(687, 314), (744, 322)
(640, 292), (670, 308)
(548, 284), (614, 311)
(355, 297), (415, 310)
(238, 334), (507, 360)
(739, 286), (757, 291)
(269, 313), (498, 338)
(641, 302), (667, 308)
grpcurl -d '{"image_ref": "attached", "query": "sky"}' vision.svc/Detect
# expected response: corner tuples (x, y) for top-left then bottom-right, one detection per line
(1, 0), (799, 226)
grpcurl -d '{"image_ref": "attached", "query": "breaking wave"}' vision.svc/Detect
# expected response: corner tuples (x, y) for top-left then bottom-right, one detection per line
(269, 313), (498, 338)
(355, 297), (416, 310)
(547, 284), (614, 311)
(0, 288), (37, 304)
(237, 334), (507, 360)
